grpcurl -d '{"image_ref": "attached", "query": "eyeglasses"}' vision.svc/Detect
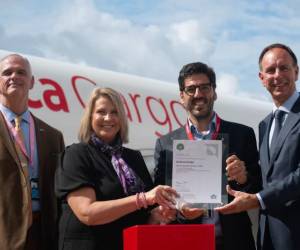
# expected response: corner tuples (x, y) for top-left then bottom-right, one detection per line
(183, 83), (212, 96)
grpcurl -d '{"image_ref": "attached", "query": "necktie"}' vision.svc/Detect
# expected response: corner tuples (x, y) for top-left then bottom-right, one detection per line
(15, 116), (21, 130)
(15, 116), (25, 144)
(270, 110), (285, 155)
(14, 116), (32, 227)
(14, 116), (28, 165)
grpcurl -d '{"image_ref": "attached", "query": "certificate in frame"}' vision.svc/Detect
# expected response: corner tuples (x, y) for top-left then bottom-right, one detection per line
(167, 134), (229, 209)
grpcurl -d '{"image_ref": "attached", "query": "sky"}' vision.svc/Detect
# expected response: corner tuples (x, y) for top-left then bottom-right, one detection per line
(1, 0), (300, 101)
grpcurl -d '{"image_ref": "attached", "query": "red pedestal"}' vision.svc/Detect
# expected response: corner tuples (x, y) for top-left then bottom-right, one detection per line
(123, 224), (215, 250)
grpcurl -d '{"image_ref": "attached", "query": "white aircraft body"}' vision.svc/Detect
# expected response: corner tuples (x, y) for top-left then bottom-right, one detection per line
(0, 49), (272, 171)
(1, 49), (273, 237)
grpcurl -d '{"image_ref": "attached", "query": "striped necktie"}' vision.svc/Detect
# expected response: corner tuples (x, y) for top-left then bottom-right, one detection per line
(14, 116), (28, 165)
(14, 116), (32, 227)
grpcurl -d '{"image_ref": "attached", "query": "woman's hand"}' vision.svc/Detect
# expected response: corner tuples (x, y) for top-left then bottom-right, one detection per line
(145, 185), (178, 209)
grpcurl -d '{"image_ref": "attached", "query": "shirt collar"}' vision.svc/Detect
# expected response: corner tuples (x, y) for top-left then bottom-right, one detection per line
(272, 91), (299, 114)
(188, 112), (216, 139)
(0, 103), (30, 124)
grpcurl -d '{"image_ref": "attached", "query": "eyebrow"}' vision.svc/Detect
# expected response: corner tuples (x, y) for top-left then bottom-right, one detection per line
(185, 83), (211, 86)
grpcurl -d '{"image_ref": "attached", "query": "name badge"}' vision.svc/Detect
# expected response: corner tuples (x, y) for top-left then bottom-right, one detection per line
(31, 178), (40, 200)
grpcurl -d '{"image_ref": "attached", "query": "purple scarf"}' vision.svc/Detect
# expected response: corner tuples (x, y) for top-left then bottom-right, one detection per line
(90, 134), (145, 195)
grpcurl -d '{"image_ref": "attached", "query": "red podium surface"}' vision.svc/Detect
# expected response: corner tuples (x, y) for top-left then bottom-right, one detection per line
(123, 224), (215, 250)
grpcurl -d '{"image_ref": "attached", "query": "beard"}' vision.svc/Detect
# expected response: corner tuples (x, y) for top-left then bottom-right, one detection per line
(187, 97), (214, 122)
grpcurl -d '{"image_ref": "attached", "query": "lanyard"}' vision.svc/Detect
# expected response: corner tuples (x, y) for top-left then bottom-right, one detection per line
(185, 113), (221, 140)
(1, 111), (35, 165)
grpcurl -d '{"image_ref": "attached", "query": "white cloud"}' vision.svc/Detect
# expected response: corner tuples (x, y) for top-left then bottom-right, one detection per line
(36, 1), (215, 82)
(0, 0), (300, 101)
(217, 73), (239, 95)
(217, 73), (270, 101)
(166, 19), (215, 61)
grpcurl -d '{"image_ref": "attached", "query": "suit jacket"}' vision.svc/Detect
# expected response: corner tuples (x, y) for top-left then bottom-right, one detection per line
(258, 95), (300, 250)
(0, 113), (64, 250)
(55, 142), (154, 250)
(154, 119), (261, 250)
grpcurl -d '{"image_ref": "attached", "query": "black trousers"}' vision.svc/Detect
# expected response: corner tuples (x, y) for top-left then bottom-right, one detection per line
(25, 212), (41, 250)
(262, 219), (274, 250)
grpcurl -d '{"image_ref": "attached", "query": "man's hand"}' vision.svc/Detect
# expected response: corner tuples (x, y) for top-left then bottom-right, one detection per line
(149, 205), (177, 224)
(226, 154), (247, 184)
(215, 185), (259, 214)
(180, 205), (206, 220)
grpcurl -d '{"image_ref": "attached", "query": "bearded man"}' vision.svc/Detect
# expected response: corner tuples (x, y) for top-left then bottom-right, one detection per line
(154, 62), (261, 250)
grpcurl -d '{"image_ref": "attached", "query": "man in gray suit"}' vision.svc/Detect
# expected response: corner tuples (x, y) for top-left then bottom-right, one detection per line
(216, 43), (300, 250)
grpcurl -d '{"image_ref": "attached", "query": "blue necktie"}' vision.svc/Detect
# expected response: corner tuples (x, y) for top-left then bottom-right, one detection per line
(270, 110), (285, 155)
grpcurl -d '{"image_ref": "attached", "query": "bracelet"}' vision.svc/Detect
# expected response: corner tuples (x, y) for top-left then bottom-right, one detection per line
(140, 192), (148, 209)
(136, 193), (142, 210)
(135, 192), (148, 210)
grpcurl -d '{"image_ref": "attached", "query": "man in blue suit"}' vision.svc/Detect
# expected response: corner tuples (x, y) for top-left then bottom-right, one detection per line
(216, 43), (300, 250)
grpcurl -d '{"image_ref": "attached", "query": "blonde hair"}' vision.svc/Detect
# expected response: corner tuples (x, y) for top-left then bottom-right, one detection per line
(78, 87), (129, 143)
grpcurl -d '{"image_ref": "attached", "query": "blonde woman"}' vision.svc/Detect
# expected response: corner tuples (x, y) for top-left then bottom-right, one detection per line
(55, 87), (177, 250)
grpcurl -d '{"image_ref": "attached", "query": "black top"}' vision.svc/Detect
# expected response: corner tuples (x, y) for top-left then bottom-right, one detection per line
(55, 142), (153, 250)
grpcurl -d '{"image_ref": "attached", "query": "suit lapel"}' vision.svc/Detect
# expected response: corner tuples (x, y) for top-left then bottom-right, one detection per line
(164, 127), (187, 185)
(216, 120), (229, 160)
(172, 127), (188, 141)
(32, 115), (45, 175)
(215, 120), (231, 177)
(0, 112), (20, 165)
(269, 112), (300, 165)
(269, 97), (300, 166)
(260, 114), (273, 170)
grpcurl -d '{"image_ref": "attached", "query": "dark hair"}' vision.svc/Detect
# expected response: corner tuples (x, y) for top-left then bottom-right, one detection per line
(259, 43), (298, 69)
(178, 62), (216, 91)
